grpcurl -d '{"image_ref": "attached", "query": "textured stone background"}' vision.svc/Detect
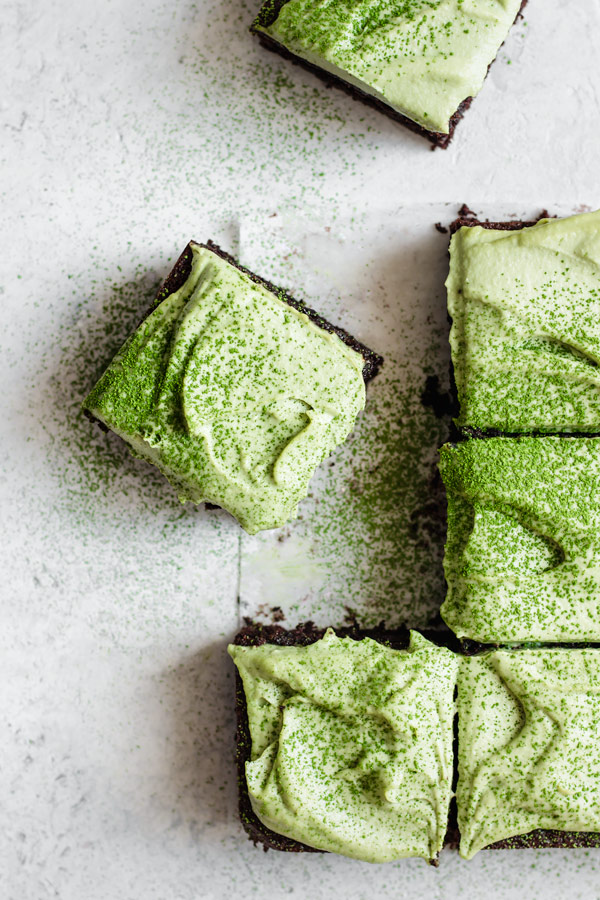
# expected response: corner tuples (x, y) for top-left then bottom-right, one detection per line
(3, 1), (600, 897)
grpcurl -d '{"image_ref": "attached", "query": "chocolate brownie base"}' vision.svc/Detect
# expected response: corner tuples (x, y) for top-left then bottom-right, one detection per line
(233, 621), (600, 856)
(253, 29), (472, 150)
(232, 622), (404, 854)
(487, 831), (600, 851)
(449, 204), (551, 235)
(251, 0), (528, 149)
(442, 818), (600, 852)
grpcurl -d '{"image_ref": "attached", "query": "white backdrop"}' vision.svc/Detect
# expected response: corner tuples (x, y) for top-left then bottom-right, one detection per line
(3, 1), (600, 897)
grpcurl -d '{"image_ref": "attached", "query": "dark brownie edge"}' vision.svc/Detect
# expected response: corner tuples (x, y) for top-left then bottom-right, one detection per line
(85, 240), (383, 404)
(449, 204), (552, 235)
(487, 831), (600, 851)
(233, 622), (600, 856)
(252, 29), (471, 149)
(233, 622), (327, 853)
(250, 0), (528, 149)
(204, 241), (383, 381)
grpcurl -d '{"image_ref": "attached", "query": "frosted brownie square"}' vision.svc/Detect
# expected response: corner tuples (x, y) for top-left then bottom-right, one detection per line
(448, 209), (600, 432)
(229, 626), (458, 862)
(252, 0), (527, 148)
(457, 647), (600, 858)
(84, 241), (382, 534)
(440, 437), (600, 643)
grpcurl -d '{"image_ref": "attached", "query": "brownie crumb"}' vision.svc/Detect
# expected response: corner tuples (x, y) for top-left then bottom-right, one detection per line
(457, 204), (477, 220)
(421, 374), (457, 419)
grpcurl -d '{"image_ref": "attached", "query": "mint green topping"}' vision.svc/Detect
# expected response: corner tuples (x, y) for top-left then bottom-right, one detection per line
(458, 648), (600, 858)
(440, 437), (600, 643)
(229, 631), (458, 862)
(83, 243), (366, 534)
(254, 0), (523, 133)
(448, 209), (600, 432)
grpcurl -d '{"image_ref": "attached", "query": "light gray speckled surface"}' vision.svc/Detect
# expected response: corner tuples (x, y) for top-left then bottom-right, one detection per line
(3, 0), (600, 897)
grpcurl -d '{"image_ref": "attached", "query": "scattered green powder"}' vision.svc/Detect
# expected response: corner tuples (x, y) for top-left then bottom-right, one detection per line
(249, 365), (450, 628)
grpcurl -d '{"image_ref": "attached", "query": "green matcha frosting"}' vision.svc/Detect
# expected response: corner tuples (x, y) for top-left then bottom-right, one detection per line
(254, 0), (523, 133)
(229, 630), (458, 862)
(84, 243), (367, 534)
(448, 209), (600, 432)
(458, 648), (600, 858)
(440, 437), (600, 643)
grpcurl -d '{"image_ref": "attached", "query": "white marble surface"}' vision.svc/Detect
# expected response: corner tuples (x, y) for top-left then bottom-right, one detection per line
(4, 1), (600, 897)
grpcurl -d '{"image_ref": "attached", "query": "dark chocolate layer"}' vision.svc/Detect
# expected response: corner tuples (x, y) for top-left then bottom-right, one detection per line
(449, 205), (552, 235)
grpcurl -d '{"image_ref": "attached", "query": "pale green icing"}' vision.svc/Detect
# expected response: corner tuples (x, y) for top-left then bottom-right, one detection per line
(440, 437), (600, 643)
(84, 243), (367, 534)
(458, 648), (600, 858)
(228, 631), (458, 862)
(255, 0), (523, 133)
(448, 209), (600, 432)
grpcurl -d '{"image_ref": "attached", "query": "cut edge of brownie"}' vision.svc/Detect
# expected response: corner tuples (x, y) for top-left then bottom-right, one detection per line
(232, 621), (600, 857)
(448, 204), (553, 235)
(250, 0), (528, 149)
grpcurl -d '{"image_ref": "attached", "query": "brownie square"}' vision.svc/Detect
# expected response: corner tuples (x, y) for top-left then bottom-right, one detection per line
(229, 623), (458, 862)
(447, 208), (600, 433)
(251, 0), (527, 148)
(457, 647), (600, 858)
(83, 241), (382, 534)
(440, 436), (600, 644)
